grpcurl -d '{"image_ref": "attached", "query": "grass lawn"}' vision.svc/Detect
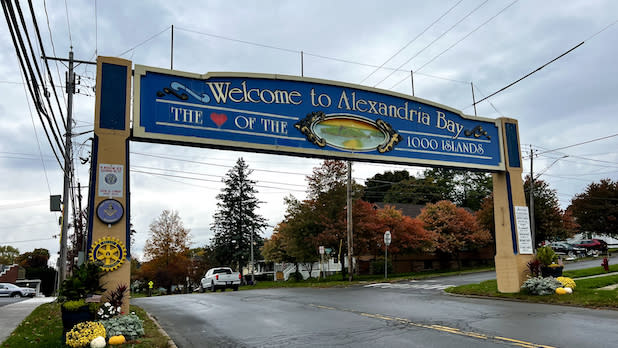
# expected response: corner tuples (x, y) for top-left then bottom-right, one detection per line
(1, 303), (170, 348)
(445, 264), (618, 308)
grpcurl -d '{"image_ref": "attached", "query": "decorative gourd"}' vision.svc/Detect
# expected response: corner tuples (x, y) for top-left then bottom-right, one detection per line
(90, 336), (106, 348)
(564, 287), (573, 294)
(555, 287), (567, 295)
(108, 335), (126, 345)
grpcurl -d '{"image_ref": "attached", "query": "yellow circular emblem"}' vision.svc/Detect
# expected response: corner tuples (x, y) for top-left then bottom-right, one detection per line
(89, 237), (127, 272)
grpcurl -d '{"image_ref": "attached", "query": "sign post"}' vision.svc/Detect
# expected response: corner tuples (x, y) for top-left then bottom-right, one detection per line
(384, 231), (391, 279)
(319, 246), (324, 279)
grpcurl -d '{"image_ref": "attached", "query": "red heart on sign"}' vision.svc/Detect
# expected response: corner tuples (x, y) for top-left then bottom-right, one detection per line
(210, 112), (227, 127)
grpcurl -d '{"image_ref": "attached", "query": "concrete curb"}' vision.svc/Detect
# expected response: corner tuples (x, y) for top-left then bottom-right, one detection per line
(144, 311), (178, 348)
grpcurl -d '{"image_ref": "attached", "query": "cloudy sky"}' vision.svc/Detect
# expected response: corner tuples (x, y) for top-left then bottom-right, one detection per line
(1, 0), (617, 266)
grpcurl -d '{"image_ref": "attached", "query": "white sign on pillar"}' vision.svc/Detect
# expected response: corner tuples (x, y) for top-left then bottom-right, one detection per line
(514, 206), (533, 254)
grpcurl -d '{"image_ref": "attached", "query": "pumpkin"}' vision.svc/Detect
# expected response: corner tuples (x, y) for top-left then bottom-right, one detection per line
(564, 287), (573, 294)
(108, 335), (126, 345)
(555, 287), (567, 295)
(90, 336), (106, 348)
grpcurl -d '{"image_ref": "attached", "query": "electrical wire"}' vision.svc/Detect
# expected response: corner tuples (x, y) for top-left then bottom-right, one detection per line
(116, 25), (171, 57)
(373, 0), (489, 88)
(43, 0), (67, 108)
(358, 0), (464, 84)
(390, 0), (520, 89)
(175, 26), (469, 85)
(536, 133), (618, 156)
(472, 41), (584, 107)
(63, 0), (72, 46)
(28, 0), (67, 128)
(2, 0), (64, 168)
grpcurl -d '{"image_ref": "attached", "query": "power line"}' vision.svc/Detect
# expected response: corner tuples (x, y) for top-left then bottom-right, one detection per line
(390, 0), (520, 89)
(43, 0), (67, 108)
(472, 41), (584, 106)
(537, 133), (618, 156)
(117, 25), (171, 57)
(373, 0), (489, 88)
(175, 26), (469, 85)
(63, 0), (71, 46)
(358, 0), (464, 84)
(2, 0), (64, 168)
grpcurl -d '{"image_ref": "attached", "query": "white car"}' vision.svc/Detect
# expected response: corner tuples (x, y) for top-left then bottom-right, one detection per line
(0, 283), (36, 298)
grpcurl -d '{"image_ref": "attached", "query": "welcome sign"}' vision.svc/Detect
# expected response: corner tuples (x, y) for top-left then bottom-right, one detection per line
(133, 66), (505, 170)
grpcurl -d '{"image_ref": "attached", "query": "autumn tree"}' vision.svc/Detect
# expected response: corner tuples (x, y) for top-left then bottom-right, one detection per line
(418, 200), (492, 270)
(142, 210), (192, 294)
(524, 176), (573, 242)
(187, 246), (217, 289)
(0, 245), (19, 264)
(476, 195), (495, 240)
(211, 158), (266, 273)
(16, 248), (56, 296)
(569, 179), (618, 237)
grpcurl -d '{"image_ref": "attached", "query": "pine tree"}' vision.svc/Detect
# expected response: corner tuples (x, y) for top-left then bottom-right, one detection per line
(211, 158), (266, 274)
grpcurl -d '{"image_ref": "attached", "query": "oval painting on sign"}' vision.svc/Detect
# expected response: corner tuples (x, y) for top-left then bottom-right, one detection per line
(312, 115), (387, 151)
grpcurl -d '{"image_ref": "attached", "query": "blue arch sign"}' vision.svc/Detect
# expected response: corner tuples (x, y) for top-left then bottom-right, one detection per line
(133, 66), (504, 171)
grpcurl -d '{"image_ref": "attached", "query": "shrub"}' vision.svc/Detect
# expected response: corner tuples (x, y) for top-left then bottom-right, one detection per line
(536, 246), (558, 266)
(62, 299), (87, 312)
(521, 276), (562, 295)
(526, 258), (541, 277)
(556, 276), (576, 289)
(65, 321), (106, 347)
(100, 313), (144, 340)
(105, 284), (128, 309)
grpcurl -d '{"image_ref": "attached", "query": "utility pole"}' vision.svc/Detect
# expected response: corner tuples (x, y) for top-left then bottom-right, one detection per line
(346, 161), (353, 281)
(250, 225), (254, 285)
(58, 49), (75, 286)
(77, 182), (84, 262)
(529, 148), (535, 249)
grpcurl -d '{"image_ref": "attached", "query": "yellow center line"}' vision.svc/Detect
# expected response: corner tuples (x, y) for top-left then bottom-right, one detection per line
(309, 304), (556, 348)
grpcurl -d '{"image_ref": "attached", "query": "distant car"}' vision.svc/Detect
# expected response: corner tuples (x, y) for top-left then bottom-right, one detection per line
(547, 242), (586, 257)
(0, 283), (36, 298)
(574, 239), (608, 252)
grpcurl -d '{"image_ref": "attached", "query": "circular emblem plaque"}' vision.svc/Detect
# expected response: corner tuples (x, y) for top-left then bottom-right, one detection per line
(89, 237), (127, 272)
(96, 199), (124, 224)
(104, 173), (118, 185)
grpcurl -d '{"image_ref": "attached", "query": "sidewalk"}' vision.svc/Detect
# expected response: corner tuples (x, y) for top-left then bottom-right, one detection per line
(0, 297), (56, 343)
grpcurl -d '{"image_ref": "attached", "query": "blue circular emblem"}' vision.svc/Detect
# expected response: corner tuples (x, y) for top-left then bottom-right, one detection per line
(96, 199), (124, 224)
(104, 173), (118, 185)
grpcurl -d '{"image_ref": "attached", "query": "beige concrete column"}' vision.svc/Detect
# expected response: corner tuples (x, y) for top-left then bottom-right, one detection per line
(493, 118), (533, 293)
(90, 56), (132, 313)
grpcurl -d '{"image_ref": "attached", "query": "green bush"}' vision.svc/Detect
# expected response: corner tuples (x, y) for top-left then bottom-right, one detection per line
(521, 276), (562, 295)
(61, 299), (86, 311)
(536, 246), (558, 266)
(59, 262), (106, 301)
(371, 259), (393, 275)
(100, 313), (144, 340)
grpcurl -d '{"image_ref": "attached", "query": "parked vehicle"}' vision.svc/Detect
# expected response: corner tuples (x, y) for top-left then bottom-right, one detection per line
(547, 242), (586, 258)
(200, 267), (241, 292)
(0, 283), (36, 297)
(574, 239), (608, 253)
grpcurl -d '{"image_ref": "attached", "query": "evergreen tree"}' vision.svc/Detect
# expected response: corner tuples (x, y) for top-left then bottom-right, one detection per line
(211, 158), (266, 274)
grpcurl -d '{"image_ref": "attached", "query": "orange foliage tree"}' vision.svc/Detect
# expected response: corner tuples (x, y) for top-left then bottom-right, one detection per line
(140, 210), (192, 294)
(418, 200), (492, 270)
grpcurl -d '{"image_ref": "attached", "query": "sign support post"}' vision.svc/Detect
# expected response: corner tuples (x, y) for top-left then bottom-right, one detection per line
(88, 56), (132, 313)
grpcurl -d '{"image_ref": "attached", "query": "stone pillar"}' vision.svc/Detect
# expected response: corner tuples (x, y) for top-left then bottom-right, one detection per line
(493, 118), (533, 293)
(88, 56), (132, 313)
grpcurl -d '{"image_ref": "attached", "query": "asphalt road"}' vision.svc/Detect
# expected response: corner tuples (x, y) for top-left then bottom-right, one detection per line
(134, 257), (618, 348)
(0, 297), (26, 308)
